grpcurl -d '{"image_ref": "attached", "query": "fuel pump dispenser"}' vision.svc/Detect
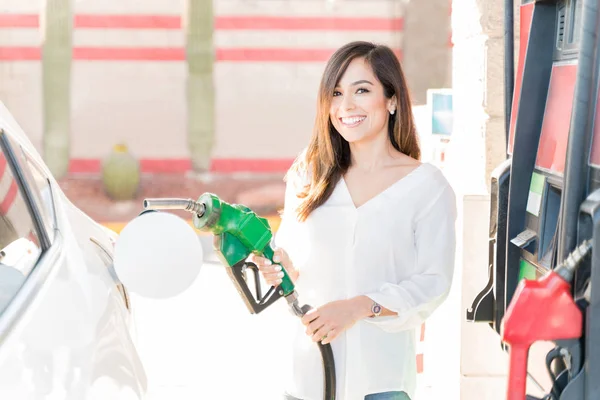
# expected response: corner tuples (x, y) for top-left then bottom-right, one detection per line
(465, 0), (600, 399)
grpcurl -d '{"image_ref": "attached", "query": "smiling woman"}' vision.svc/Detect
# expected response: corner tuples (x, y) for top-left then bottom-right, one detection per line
(250, 41), (457, 400)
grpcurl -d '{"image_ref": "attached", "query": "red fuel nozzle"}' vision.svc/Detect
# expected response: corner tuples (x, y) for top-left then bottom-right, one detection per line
(501, 272), (581, 400)
(501, 240), (590, 400)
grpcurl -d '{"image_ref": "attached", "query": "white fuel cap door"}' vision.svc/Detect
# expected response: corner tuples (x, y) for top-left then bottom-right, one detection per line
(113, 211), (203, 299)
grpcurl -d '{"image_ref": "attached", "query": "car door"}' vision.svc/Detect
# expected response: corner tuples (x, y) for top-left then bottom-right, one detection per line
(0, 127), (147, 400)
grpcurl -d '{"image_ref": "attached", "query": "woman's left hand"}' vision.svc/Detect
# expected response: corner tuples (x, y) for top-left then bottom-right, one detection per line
(301, 299), (361, 345)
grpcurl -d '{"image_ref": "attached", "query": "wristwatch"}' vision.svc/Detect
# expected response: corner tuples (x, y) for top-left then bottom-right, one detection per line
(370, 301), (382, 318)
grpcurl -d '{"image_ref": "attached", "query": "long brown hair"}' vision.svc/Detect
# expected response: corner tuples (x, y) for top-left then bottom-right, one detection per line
(287, 41), (420, 222)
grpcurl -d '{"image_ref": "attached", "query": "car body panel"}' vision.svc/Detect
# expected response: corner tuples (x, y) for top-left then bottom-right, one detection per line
(0, 102), (147, 399)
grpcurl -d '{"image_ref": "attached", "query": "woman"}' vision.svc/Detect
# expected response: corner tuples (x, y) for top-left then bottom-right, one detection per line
(250, 41), (457, 400)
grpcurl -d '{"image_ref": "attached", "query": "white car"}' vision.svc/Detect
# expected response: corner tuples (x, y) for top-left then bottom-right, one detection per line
(0, 102), (147, 399)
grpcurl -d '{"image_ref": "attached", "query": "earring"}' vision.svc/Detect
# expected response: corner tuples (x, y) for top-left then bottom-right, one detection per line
(390, 109), (395, 115)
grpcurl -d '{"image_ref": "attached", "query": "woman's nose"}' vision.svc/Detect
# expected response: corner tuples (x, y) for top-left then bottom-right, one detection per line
(341, 94), (355, 111)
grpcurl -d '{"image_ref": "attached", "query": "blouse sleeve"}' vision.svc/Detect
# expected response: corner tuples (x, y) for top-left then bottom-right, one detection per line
(272, 178), (298, 253)
(364, 183), (458, 333)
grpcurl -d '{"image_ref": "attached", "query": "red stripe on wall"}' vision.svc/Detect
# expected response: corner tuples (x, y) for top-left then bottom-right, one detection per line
(0, 180), (18, 215)
(0, 13), (403, 31)
(218, 48), (337, 62)
(219, 48), (402, 62)
(210, 158), (294, 173)
(140, 159), (192, 173)
(215, 16), (403, 31)
(0, 46), (403, 62)
(68, 158), (295, 174)
(73, 47), (185, 61)
(75, 14), (181, 29)
(0, 47), (40, 60)
(0, 14), (38, 28)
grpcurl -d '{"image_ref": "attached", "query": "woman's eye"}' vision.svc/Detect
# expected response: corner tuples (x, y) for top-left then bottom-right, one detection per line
(333, 91), (341, 97)
(357, 88), (369, 94)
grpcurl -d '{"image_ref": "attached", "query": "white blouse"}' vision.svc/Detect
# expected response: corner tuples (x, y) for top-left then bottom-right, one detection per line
(274, 162), (457, 400)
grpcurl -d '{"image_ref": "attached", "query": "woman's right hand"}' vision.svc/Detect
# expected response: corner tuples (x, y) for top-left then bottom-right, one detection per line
(247, 247), (298, 286)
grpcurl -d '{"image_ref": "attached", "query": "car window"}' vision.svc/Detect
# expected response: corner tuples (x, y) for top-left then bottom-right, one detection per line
(22, 156), (56, 239)
(0, 142), (43, 314)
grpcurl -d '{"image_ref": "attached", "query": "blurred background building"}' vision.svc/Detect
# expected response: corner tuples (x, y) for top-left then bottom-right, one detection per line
(0, 0), (451, 176)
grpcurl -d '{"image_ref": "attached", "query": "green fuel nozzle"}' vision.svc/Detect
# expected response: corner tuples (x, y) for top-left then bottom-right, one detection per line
(143, 194), (300, 315)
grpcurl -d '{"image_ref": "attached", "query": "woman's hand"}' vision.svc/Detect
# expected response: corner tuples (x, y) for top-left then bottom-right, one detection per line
(300, 299), (362, 345)
(247, 247), (298, 286)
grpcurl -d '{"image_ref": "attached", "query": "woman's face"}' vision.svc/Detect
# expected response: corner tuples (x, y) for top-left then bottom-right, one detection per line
(329, 57), (396, 144)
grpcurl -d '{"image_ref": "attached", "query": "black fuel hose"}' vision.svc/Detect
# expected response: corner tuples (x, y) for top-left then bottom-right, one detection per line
(317, 341), (336, 400)
(298, 304), (336, 400)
